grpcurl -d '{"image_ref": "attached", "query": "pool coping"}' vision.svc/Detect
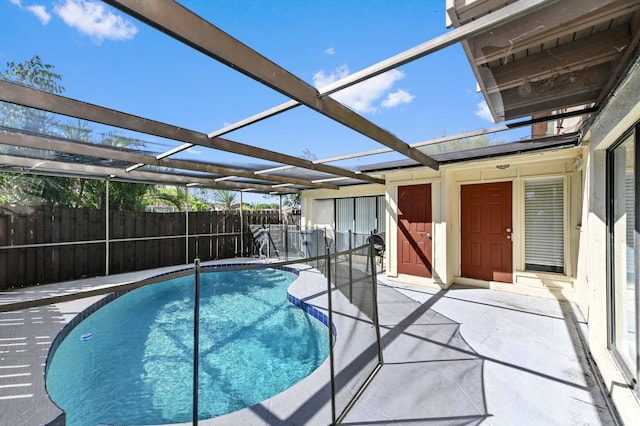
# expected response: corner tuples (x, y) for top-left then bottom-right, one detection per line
(2, 259), (370, 426)
(181, 262), (371, 426)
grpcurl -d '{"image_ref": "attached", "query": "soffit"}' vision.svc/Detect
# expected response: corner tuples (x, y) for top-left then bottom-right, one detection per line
(448, 0), (640, 121)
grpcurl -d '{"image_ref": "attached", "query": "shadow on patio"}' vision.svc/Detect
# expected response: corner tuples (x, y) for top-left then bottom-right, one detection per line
(344, 278), (619, 425)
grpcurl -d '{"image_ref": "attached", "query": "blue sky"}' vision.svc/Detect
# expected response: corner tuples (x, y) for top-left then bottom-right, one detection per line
(1, 0), (515, 201)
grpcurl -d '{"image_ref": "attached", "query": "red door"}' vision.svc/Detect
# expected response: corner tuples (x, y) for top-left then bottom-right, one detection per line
(397, 184), (432, 277)
(461, 182), (512, 283)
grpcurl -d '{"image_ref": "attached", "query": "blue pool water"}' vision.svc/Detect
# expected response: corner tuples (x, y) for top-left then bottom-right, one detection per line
(46, 268), (329, 425)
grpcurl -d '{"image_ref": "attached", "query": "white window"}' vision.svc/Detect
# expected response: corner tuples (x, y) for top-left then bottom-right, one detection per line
(524, 178), (565, 273)
(334, 196), (385, 250)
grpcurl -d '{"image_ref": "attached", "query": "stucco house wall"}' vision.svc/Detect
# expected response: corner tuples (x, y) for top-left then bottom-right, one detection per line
(304, 148), (582, 298)
(385, 149), (581, 296)
(300, 56), (640, 425)
(576, 57), (640, 426)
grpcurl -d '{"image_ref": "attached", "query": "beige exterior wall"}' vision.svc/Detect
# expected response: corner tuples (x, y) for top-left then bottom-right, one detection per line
(302, 148), (582, 298)
(575, 62), (640, 425)
(383, 149), (582, 298)
(300, 59), (640, 425)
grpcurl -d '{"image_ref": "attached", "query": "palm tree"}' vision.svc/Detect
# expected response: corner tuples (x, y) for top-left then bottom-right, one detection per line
(212, 190), (239, 210)
(101, 131), (144, 149)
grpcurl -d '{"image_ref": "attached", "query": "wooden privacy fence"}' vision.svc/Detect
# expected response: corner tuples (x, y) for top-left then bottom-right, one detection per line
(0, 205), (285, 290)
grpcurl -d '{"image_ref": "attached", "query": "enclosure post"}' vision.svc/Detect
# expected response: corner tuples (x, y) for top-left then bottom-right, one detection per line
(369, 238), (384, 365)
(348, 230), (353, 303)
(105, 178), (110, 276)
(193, 258), (201, 425)
(316, 226), (321, 270)
(285, 222), (289, 261)
(333, 228), (338, 288)
(185, 185), (190, 264)
(326, 247), (336, 425)
(279, 194), (283, 223)
(239, 191), (244, 257)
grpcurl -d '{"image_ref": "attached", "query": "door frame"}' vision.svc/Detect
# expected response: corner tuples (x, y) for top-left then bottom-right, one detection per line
(458, 180), (515, 283)
(396, 183), (433, 278)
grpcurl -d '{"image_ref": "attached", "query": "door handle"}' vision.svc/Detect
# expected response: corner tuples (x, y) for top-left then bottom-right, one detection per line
(505, 227), (512, 232)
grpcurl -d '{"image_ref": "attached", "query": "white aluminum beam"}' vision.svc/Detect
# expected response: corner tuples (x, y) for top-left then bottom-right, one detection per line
(0, 128), (338, 190)
(0, 154), (297, 194)
(103, 0), (440, 170)
(0, 80), (383, 185)
(188, 0), (558, 146)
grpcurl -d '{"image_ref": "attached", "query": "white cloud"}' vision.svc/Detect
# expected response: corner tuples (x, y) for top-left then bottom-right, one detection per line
(54, 0), (137, 43)
(474, 100), (494, 122)
(9, 0), (51, 25)
(26, 5), (51, 24)
(324, 47), (335, 55)
(381, 89), (414, 109)
(313, 64), (413, 114)
(186, 147), (202, 155)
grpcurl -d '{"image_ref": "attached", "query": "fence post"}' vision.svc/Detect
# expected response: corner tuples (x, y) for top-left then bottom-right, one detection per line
(348, 230), (353, 303)
(285, 223), (289, 261)
(368, 237), (384, 365)
(105, 179), (110, 276)
(326, 247), (336, 425)
(185, 185), (189, 264)
(192, 258), (201, 425)
(265, 223), (269, 259)
(240, 192), (244, 257)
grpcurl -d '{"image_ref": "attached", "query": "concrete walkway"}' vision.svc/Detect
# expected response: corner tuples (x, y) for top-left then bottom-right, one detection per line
(0, 264), (620, 425)
(343, 279), (619, 425)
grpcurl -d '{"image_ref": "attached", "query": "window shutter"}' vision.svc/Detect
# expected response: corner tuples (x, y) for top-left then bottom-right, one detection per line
(335, 198), (354, 251)
(524, 178), (564, 273)
(377, 196), (386, 234)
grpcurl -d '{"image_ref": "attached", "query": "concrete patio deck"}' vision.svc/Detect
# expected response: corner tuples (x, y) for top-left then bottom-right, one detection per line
(343, 278), (619, 425)
(0, 262), (620, 425)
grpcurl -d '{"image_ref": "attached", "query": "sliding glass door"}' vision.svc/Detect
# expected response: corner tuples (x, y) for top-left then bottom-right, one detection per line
(608, 125), (639, 391)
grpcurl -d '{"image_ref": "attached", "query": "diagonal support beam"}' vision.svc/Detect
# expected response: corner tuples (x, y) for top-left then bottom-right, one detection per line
(0, 154), (296, 193)
(103, 0), (439, 170)
(0, 128), (340, 190)
(152, 0), (558, 162)
(0, 80), (384, 185)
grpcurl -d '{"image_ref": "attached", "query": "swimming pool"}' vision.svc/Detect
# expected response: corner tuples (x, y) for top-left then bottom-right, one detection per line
(45, 267), (330, 425)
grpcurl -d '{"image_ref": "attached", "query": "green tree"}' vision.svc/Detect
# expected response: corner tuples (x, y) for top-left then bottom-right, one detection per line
(212, 190), (239, 210)
(281, 148), (316, 209)
(0, 55), (64, 134)
(0, 57), (156, 210)
(60, 119), (94, 207)
(0, 56), (74, 206)
(108, 181), (151, 211)
(146, 186), (211, 212)
(101, 131), (144, 149)
(0, 173), (72, 205)
(283, 192), (301, 208)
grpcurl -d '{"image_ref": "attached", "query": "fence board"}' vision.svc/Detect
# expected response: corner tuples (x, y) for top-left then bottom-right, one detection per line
(0, 206), (283, 289)
(0, 213), (7, 289)
(25, 210), (38, 285)
(36, 207), (45, 284)
(60, 208), (74, 282)
(43, 205), (55, 284)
